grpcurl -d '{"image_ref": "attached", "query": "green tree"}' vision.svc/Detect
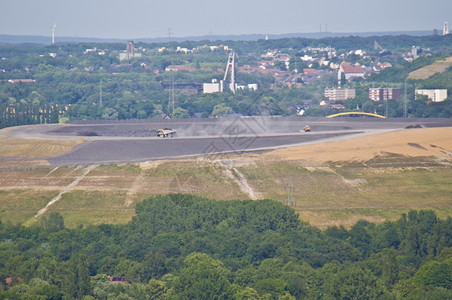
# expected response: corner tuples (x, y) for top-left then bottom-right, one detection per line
(172, 107), (189, 118)
(413, 260), (452, 289)
(63, 254), (91, 298)
(41, 212), (65, 233)
(173, 252), (233, 299)
(212, 104), (233, 117)
(326, 266), (386, 299)
(102, 107), (119, 120)
(5, 278), (62, 300)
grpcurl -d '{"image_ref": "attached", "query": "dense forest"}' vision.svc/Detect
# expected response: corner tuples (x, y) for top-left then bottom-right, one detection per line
(1, 34), (452, 129)
(1, 194), (451, 299)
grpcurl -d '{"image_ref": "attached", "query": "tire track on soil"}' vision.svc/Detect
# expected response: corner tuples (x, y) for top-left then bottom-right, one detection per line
(31, 165), (98, 220)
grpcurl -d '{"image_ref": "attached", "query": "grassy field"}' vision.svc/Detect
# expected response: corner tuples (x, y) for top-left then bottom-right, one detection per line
(0, 190), (59, 224)
(47, 191), (137, 227)
(236, 158), (452, 229)
(1, 157), (450, 229)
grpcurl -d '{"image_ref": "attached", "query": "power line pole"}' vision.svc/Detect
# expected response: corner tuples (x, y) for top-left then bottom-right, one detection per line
(167, 27), (175, 117)
(99, 79), (103, 107)
(285, 180), (294, 207)
(404, 78), (407, 118)
(385, 99), (388, 118)
(168, 71), (175, 117)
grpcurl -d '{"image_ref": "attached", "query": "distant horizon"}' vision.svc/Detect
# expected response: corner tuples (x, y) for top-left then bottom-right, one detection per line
(0, 28), (437, 37)
(2, 0), (451, 41)
(1, 28), (441, 41)
(0, 29), (438, 45)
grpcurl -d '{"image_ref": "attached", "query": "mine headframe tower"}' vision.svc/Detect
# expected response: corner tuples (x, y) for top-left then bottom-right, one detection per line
(223, 51), (236, 94)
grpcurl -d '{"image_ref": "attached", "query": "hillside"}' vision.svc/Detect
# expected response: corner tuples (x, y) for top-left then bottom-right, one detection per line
(0, 127), (451, 229)
(408, 56), (452, 80)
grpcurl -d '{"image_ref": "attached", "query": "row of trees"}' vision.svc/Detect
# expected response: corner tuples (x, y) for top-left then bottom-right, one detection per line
(0, 102), (59, 129)
(1, 194), (451, 299)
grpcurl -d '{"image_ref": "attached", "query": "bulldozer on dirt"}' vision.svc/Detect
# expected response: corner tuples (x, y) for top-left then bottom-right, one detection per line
(156, 128), (176, 138)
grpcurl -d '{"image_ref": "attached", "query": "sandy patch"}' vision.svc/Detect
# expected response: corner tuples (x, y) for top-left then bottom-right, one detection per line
(263, 127), (452, 163)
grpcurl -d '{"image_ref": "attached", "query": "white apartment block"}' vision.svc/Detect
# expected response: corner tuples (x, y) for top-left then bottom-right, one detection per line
(324, 88), (356, 101)
(415, 89), (448, 102)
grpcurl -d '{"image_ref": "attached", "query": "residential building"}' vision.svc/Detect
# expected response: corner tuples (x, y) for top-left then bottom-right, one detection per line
(369, 88), (401, 101)
(330, 104), (346, 110)
(415, 89), (448, 102)
(324, 88), (356, 101)
(247, 83), (258, 91)
(165, 65), (196, 72)
(338, 62), (364, 83)
(7, 79), (36, 84)
(161, 83), (202, 94)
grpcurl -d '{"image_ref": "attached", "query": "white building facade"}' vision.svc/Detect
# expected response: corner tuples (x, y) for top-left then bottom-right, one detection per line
(415, 89), (448, 102)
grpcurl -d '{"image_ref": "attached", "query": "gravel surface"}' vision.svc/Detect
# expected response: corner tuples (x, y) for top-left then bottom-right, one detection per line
(3, 117), (452, 166)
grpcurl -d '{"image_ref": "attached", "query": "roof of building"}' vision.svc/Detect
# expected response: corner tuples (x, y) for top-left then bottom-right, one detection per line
(303, 68), (324, 75)
(165, 65), (196, 72)
(330, 104), (346, 110)
(8, 79), (36, 83)
(340, 62), (364, 74)
(192, 112), (203, 118)
(109, 276), (128, 284)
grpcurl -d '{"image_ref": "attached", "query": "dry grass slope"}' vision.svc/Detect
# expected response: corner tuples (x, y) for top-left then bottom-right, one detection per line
(0, 136), (83, 158)
(263, 127), (452, 163)
(408, 56), (452, 80)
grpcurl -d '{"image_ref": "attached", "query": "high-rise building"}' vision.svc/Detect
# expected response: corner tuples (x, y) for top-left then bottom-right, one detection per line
(369, 88), (401, 101)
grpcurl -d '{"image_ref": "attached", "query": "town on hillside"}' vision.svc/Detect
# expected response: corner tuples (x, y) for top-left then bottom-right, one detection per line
(1, 29), (452, 128)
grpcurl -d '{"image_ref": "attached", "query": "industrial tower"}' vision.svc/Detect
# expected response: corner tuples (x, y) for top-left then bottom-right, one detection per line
(443, 22), (450, 35)
(51, 23), (56, 44)
(223, 51), (236, 93)
(126, 41), (135, 60)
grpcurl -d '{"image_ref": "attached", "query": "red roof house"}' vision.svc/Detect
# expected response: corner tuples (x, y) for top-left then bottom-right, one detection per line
(338, 62), (364, 82)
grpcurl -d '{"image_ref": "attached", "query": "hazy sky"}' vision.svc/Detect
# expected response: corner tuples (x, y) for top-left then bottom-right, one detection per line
(2, 0), (452, 39)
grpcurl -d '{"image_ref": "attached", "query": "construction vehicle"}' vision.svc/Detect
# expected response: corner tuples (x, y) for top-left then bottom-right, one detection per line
(156, 128), (176, 138)
(303, 125), (311, 132)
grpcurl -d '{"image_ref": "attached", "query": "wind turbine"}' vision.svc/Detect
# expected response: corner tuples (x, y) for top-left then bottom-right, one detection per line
(51, 23), (56, 44)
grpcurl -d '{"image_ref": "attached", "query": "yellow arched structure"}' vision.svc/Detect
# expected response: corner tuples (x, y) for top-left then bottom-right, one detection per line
(326, 112), (386, 119)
